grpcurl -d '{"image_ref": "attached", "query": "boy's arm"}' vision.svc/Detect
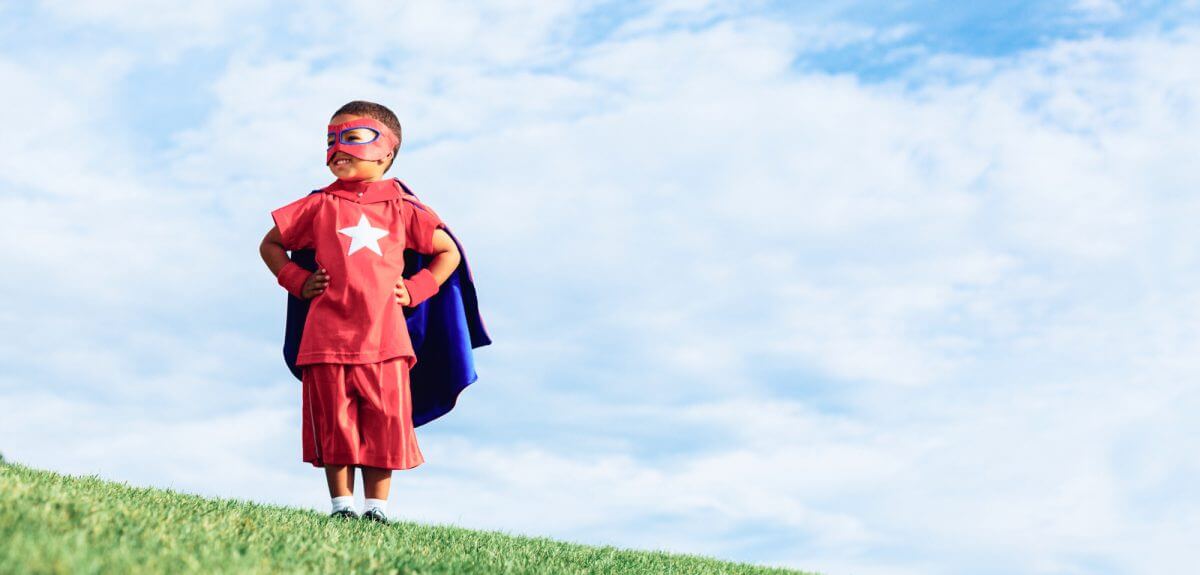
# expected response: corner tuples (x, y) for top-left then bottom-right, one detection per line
(261, 226), (328, 298)
(260, 226), (292, 276)
(424, 228), (462, 285)
(396, 228), (461, 307)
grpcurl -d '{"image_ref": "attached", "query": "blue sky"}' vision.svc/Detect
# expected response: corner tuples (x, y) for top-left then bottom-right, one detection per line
(2, 2), (1199, 574)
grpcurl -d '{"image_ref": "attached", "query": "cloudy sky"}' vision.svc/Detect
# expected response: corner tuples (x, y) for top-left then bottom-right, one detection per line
(2, 1), (1198, 574)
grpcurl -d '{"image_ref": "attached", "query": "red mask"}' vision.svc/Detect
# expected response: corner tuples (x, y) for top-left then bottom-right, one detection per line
(326, 117), (400, 165)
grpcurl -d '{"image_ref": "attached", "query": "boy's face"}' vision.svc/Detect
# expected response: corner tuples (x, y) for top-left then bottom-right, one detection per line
(327, 113), (396, 182)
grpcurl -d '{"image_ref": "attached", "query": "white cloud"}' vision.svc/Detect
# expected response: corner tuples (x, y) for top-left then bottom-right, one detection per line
(35, 0), (272, 55)
(281, 0), (595, 68)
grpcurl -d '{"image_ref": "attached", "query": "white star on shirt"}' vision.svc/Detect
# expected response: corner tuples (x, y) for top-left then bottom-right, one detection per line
(338, 213), (388, 256)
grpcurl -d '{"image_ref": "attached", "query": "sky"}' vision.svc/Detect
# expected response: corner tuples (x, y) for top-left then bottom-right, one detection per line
(1, 1), (1199, 574)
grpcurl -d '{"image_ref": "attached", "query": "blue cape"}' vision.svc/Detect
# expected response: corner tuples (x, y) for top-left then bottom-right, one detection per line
(282, 180), (492, 427)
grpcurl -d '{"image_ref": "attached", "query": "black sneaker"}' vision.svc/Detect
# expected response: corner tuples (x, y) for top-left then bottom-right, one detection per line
(361, 507), (390, 524)
(330, 508), (359, 519)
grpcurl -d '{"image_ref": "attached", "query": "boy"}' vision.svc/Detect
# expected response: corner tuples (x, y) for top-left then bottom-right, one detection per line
(259, 100), (461, 523)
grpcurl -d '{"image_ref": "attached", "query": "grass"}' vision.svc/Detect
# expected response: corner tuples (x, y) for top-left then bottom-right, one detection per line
(0, 457), (816, 575)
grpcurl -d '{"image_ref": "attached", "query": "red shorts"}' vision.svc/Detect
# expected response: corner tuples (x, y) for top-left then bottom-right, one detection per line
(301, 357), (425, 471)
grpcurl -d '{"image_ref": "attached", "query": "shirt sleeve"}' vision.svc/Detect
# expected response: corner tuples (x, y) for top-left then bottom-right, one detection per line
(404, 199), (445, 255)
(271, 194), (320, 251)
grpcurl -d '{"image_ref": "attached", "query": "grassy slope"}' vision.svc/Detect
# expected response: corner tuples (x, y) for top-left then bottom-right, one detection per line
(0, 458), (817, 575)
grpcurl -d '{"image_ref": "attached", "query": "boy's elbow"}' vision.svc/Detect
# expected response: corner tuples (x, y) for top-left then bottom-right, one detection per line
(432, 228), (460, 261)
(259, 239), (278, 266)
(259, 236), (277, 257)
(260, 227), (287, 263)
(261, 227), (283, 251)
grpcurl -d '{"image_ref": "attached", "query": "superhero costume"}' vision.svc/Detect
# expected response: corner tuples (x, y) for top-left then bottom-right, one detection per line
(279, 116), (490, 430)
(282, 180), (491, 427)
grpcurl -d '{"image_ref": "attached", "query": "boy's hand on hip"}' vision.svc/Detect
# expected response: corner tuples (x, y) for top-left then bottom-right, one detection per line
(302, 268), (329, 299)
(394, 278), (411, 306)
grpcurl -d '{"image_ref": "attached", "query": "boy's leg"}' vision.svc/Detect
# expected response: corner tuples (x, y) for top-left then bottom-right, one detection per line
(351, 358), (422, 521)
(325, 464), (356, 497)
(362, 466), (391, 499)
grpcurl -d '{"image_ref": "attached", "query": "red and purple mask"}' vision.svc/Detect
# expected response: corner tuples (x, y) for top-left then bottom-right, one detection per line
(326, 117), (400, 165)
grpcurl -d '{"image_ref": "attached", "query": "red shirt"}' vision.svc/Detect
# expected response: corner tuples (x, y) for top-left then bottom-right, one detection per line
(271, 178), (444, 368)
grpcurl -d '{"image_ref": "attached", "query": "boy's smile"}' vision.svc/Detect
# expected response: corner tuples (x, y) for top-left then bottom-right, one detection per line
(328, 149), (385, 181)
(329, 151), (359, 171)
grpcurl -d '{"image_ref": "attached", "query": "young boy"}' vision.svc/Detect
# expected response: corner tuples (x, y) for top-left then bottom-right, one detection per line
(259, 100), (462, 524)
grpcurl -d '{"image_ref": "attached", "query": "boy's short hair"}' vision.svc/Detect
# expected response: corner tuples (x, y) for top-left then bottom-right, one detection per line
(332, 100), (403, 173)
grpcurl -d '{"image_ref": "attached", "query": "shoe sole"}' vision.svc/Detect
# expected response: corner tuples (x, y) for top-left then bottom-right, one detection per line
(362, 511), (390, 524)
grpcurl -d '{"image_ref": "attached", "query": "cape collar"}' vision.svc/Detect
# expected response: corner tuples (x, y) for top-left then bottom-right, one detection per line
(322, 177), (402, 204)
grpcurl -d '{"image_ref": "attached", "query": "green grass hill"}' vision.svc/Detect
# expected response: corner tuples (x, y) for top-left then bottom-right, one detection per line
(0, 457), (816, 574)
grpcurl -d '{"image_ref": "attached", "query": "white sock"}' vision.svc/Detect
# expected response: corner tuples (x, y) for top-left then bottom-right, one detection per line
(364, 498), (387, 513)
(331, 495), (355, 513)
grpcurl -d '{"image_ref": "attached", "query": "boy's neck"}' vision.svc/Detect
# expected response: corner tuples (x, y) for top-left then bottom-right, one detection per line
(330, 177), (395, 194)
